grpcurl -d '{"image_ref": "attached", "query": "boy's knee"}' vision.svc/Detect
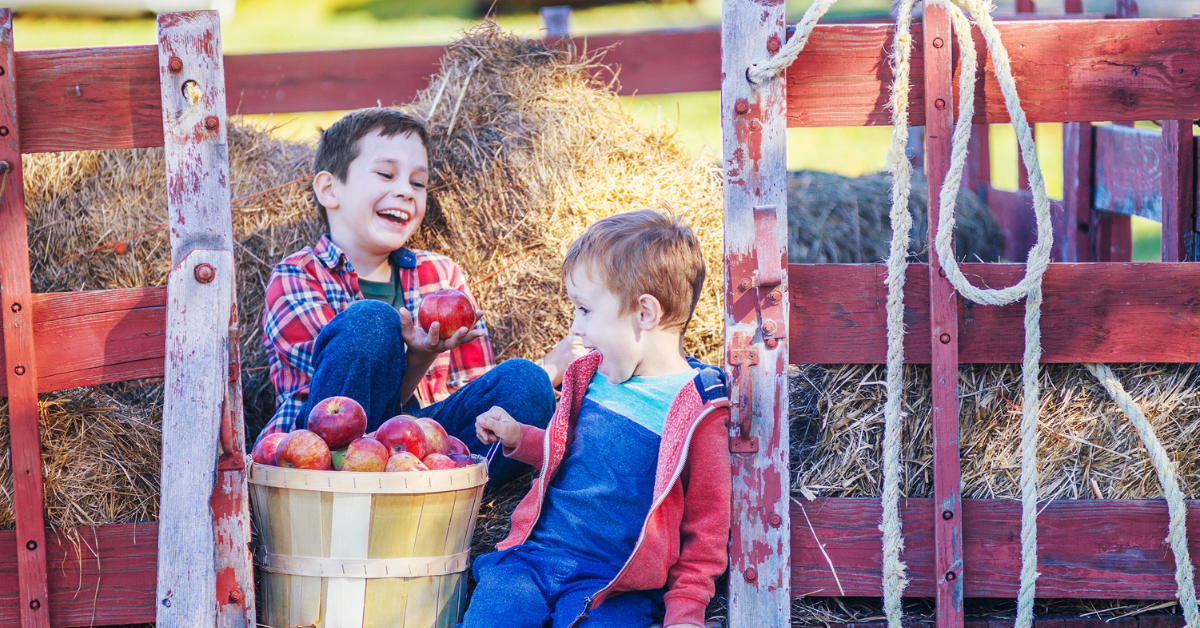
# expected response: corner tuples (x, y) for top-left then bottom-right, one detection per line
(493, 358), (555, 402)
(325, 300), (402, 343)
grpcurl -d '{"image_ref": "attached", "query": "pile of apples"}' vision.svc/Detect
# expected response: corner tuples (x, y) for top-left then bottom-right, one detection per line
(252, 396), (478, 472)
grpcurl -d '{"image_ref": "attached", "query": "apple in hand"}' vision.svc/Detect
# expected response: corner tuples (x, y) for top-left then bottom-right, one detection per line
(448, 453), (476, 468)
(277, 429), (332, 470)
(446, 436), (469, 456)
(417, 289), (476, 339)
(376, 415), (429, 459)
(422, 453), (457, 470)
(415, 418), (450, 455)
(307, 396), (367, 450)
(386, 452), (430, 472)
(252, 432), (287, 466)
(341, 437), (389, 472)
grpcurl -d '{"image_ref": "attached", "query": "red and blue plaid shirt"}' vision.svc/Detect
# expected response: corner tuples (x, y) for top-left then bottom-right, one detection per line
(260, 235), (495, 435)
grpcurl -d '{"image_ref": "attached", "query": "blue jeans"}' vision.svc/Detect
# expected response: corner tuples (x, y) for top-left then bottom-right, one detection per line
(295, 300), (556, 487)
(459, 546), (664, 628)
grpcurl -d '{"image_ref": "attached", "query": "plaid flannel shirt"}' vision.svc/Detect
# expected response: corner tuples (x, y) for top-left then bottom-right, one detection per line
(260, 235), (495, 436)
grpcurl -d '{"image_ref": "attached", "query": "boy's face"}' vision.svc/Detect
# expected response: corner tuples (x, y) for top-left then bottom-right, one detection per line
(316, 130), (429, 259)
(565, 267), (643, 384)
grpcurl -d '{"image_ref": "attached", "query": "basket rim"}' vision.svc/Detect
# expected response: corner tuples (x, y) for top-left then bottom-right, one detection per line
(247, 457), (489, 494)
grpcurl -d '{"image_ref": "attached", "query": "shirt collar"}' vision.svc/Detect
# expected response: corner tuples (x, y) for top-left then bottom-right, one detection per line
(314, 235), (417, 271)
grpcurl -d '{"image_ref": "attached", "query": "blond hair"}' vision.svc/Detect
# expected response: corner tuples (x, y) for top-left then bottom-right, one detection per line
(563, 210), (705, 332)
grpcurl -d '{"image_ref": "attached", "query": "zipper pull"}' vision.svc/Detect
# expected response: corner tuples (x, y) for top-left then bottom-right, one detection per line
(566, 595), (593, 628)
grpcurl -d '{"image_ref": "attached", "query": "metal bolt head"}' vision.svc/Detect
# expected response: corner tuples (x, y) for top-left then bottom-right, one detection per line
(737, 278), (752, 293)
(768, 288), (783, 304)
(939, 333), (951, 344)
(744, 567), (758, 583)
(938, 267), (947, 278)
(942, 509), (954, 520)
(764, 338), (779, 350)
(29, 599), (40, 611)
(194, 263), (216, 284)
(933, 37), (945, 48)
(0, 160), (11, 175)
(168, 56), (183, 73)
(761, 320), (777, 336)
(204, 116), (220, 131)
(229, 587), (245, 604)
(162, 598), (171, 608)
(14, 365), (25, 376)
(10, 302), (20, 313)
(946, 571), (957, 582)
(25, 540), (36, 551)
(935, 98), (947, 110)
(768, 513), (783, 528)
(734, 99), (750, 115)
(767, 34), (781, 54)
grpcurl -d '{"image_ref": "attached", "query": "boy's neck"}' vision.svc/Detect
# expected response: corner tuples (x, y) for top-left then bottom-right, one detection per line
(630, 330), (691, 379)
(330, 234), (394, 283)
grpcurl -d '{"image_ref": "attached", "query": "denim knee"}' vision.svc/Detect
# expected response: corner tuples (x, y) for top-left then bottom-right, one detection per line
(489, 359), (555, 415)
(328, 300), (402, 340)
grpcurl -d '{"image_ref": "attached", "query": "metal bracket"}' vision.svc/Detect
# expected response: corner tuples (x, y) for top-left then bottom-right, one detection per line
(216, 392), (244, 471)
(729, 345), (759, 454)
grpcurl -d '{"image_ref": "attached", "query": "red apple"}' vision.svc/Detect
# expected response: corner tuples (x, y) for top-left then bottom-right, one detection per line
(341, 437), (389, 472)
(307, 396), (367, 450)
(386, 452), (430, 472)
(448, 453), (476, 468)
(422, 453), (457, 470)
(376, 415), (429, 460)
(252, 432), (287, 466)
(277, 429), (332, 470)
(446, 436), (469, 456)
(418, 289), (476, 339)
(415, 418), (450, 455)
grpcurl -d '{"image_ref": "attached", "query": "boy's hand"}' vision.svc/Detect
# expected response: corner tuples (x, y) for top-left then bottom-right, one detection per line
(539, 334), (588, 387)
(476, 406), (521, 450)
(399, 308), (486, 359)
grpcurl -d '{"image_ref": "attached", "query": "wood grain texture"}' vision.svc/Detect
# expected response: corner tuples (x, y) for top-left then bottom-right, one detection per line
(1160, 120), (1197, 262)
(922, 6), (964, 626)
(789, 262), (1200, 364)
(0, 523), (158, 627)
(792, 498), (1200, 599)
(0, 10), (52, 627)
(786, 19), (1200, 128)
(1062, 122), (1095, 262)
(723, 1), (791, 626)
(1094, 124), (1164, 221)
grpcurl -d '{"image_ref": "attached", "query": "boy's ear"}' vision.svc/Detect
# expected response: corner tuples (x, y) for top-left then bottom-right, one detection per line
(636, 294), (665, 330)
(312, 171), (340, 211)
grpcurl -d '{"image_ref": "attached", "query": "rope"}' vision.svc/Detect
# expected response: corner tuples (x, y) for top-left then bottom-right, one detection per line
(1085, 364), (1200, 628)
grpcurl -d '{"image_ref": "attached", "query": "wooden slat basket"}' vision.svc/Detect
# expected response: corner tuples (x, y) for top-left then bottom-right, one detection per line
(248, 459), (488, 628)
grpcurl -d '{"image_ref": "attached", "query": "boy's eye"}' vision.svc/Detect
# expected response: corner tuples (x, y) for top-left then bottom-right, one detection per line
(376, 171), (393, 180)
(412, 181), (426, 189)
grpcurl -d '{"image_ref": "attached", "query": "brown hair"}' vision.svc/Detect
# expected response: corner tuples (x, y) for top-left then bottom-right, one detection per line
(312, 108), (429, 223)
(562, 210), (706, 332)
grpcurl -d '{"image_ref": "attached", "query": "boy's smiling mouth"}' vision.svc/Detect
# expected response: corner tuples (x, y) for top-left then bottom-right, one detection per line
(377, 208), (412, 224)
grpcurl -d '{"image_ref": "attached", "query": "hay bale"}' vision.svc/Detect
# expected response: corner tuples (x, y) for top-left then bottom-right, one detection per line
(788, 170), (1004, 264)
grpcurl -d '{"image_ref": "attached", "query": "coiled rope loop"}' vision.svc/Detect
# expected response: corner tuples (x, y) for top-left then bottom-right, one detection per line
(746, 3), (1197, 628)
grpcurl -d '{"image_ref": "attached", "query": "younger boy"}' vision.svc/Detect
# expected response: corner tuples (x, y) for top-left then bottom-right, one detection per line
(258, 108), (579, 486)
(464, 210), (731, 628)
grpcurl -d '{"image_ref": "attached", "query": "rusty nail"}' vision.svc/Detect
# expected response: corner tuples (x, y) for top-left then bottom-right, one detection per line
(764, 337), (779, 350)
(767, 34), (781, 54)
(737, 278), (752, 293)
(933, 37), (945, 48)
(946, 571), (957, 582)
(195, 263), (216, 284)
(168, 56), (183, 73)
(25, 540), (36, 551)
(204, 116), (220, 131)
(744, 567), (758, 583)
(0, 161), (11, 175)
(229, 587), (245, 604)
(762, 320), (777, 336)
(768, 288), (782, 303)
(14, 365), (25, 376)
(942, 509), (954, 520)
(939, 333), (951, 344)
(29, 599), (40, 611)
(938, 267), (946, 278)
(0, 126), (9, 137)
(935, 98), (947, 110)
(734, 99), (750, 115)
(768, 513), (783, 528)
(162, 598), (171, 608)
(10, 302), (20, 313)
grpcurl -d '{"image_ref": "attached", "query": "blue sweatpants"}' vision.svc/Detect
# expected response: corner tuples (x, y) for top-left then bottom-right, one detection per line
(459, 546), (664, 628)
(294, 300), (556, 488)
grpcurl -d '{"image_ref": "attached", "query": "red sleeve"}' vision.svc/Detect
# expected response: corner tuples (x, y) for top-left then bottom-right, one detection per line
(504, 423), (547, 468)
(663, 407), (732, 627)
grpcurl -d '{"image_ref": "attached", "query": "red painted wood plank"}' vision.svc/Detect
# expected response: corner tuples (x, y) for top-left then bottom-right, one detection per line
(1062, 122), (1095, 262)
(1097, 211), (1133, 262)
(1160, 120), (1196, 262)
(0, 523), (158, 627)
(786, 19), (1200, 128)
(0, 10), (52, 627)
(15, 45), (162, 154)
(964, 124), (990, 198)
(792, 498), (1200, 599)
(788, 262), (1200, 364)
(1094, 124), (1164, 221)
(0, 288), (168, 396)
(922, 7), (964, 627)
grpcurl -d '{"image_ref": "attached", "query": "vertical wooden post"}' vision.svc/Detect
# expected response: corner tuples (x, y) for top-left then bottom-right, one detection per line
(965, 125), (990, 201)
(1015, 0), (1035, 192)
(1097, 0), (1137, 262)
(0, 10), (51, 628)
(1161, 119), (1197, 262)
(722, 1), (790, 627)
(1015, 0), (1036, 12)
(923, 5), (964, 628)
(156, 11), (245, 628)
(1063, 122), (1095, 262)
